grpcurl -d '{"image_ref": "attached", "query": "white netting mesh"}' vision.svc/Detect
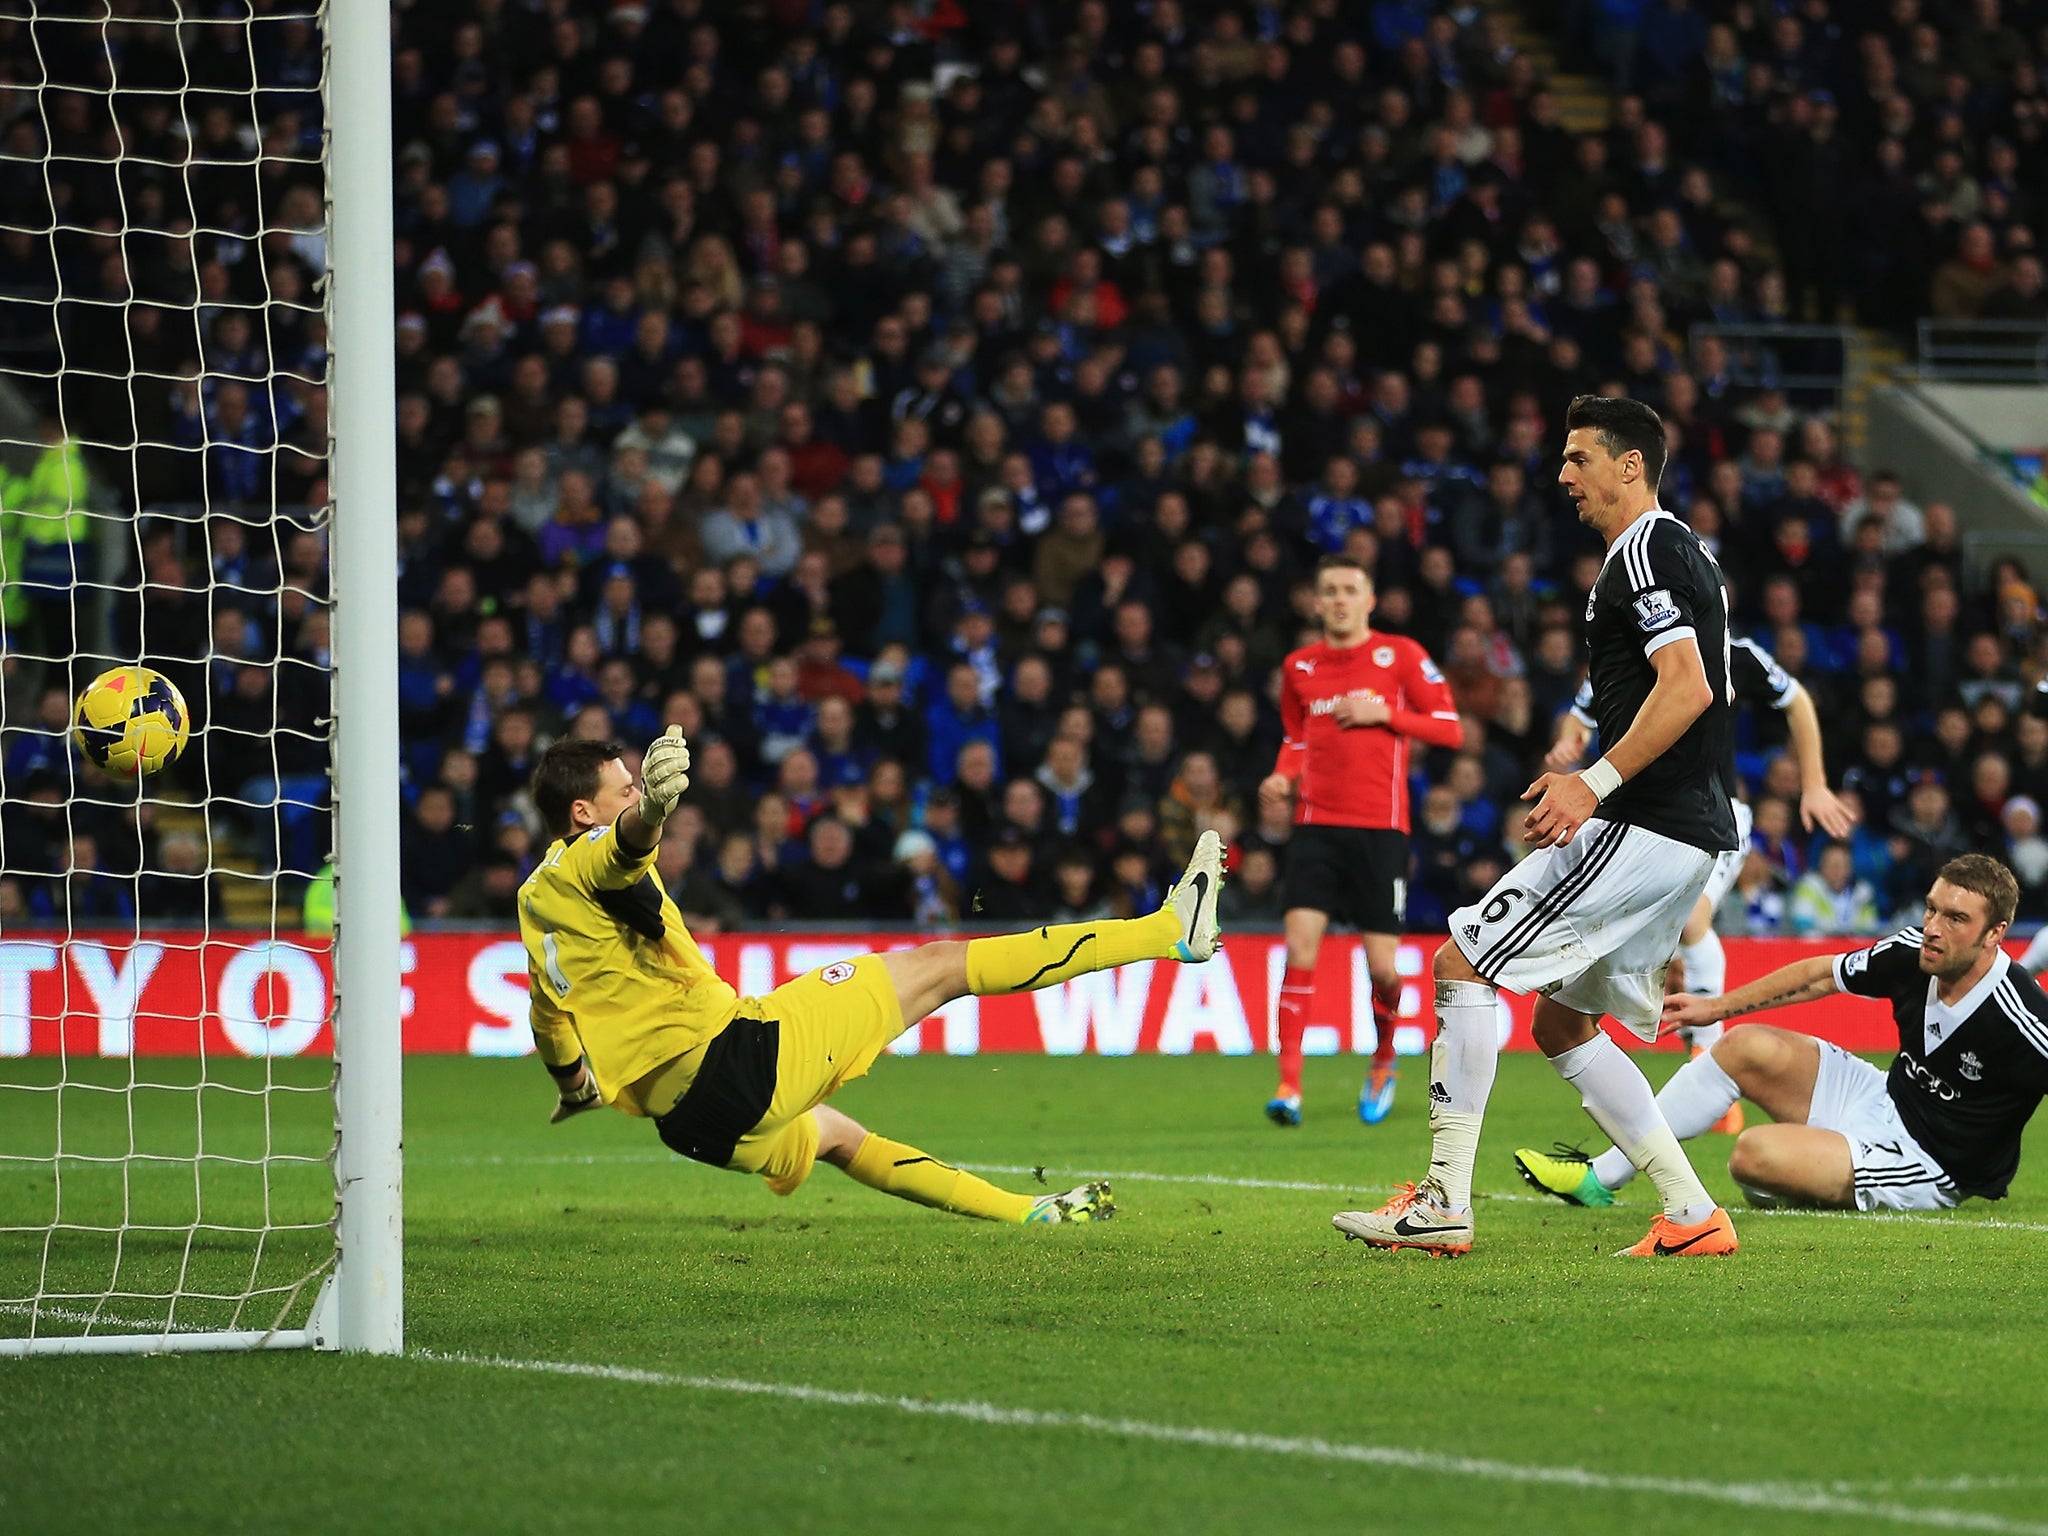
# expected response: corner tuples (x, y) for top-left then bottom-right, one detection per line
(0, 0), (338, 1344)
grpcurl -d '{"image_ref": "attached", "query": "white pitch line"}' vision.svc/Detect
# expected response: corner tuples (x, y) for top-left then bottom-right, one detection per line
(417, 1349), (2047, 1536)
(0, 1300), (183, 1332)
(428, 1151), (674, 1167)
(1741, 1207), (2048, 1236)
(422, 1151), (2048, 1233)
(1835, 1477), (2048, 1495)
(961, 1165), (2048, 1235)
(961, 1161), (1371, 1194)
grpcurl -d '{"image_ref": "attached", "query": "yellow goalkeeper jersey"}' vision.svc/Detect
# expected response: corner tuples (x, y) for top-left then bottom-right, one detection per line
(517, 821), (739, 1116)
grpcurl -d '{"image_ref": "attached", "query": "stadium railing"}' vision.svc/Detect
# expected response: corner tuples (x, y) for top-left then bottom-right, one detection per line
(1912, 319), (2048, 384)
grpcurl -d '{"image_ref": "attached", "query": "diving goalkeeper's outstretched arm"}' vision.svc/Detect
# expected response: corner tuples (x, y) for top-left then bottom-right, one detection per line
(535, 728), (694, 1122)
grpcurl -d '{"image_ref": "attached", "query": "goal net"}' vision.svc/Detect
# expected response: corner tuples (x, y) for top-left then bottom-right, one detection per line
(0, 0), (400, 1356)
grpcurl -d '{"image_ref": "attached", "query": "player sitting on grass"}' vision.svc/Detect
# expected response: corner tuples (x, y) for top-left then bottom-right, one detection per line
(1516, 856), (2048, 1212)
(519, 729), (1226, 1224)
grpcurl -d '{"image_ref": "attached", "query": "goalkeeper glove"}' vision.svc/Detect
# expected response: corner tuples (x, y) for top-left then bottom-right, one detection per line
(547, 1057), (602, 1125)
(634, 725), (693, 833)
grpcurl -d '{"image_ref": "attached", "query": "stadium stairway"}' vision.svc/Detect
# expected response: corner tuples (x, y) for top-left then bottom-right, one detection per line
(1492, 1), (1911, 452)
(1496, 3), (1611, 132)
(1840, 330), (1911, 461)
(149, 798), (276, 928)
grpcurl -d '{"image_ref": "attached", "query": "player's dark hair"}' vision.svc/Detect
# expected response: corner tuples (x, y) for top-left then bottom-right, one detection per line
(1935, 854), (2019, 932)
(1315, 552), (1373, 586)
(533, 737), (627, 838)
(1565, 394), (1667, 492)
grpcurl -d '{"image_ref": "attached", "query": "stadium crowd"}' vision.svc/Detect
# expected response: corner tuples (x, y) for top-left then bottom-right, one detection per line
(2, 0), (2048, 936)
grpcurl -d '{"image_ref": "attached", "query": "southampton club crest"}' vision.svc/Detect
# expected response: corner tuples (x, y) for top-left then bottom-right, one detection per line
(1958, 1050), (1983, 1082)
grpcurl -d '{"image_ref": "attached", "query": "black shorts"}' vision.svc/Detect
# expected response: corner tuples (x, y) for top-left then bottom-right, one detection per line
(1281, 825), (1410, 933)
(653, 1016), (779, 1169)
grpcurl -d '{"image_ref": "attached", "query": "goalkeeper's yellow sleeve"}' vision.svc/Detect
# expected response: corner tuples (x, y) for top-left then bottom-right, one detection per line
(554, 821), (659, 892)
(515, 823), (741, 1114)
(527, 979), (584, 1073)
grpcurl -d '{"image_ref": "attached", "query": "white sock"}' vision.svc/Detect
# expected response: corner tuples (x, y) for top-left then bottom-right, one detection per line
(1652, 1047), (1743, 1139)
(1550, 1035), (1715, 1222)
(1590, 1144), (1637, 1189)
(1678, 931), (1726, 996)
(1674, 935), (1725, 1051)
(1591, 1048), (1743, 1190)
(1425, 979), (1499, 1213)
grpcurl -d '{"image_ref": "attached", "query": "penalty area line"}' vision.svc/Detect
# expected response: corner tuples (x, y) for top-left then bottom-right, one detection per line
(417, 1349), (2047, 1536)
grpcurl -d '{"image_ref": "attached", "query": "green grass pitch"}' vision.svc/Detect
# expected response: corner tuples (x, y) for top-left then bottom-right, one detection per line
(4, 1051), (2046, 1536)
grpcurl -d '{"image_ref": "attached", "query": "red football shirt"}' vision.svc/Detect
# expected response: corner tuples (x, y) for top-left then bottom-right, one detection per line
(1272, 632), (1463, 832)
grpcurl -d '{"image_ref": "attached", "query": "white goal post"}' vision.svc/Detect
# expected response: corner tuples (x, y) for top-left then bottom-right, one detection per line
(0, 0), (400, 1357)
(325, 0), (404, 1360)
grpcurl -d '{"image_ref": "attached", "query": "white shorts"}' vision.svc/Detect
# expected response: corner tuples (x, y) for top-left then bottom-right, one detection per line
(1699, 799), (1753, 913)
(1807, 1041), (1960, 1212)
(1451, 818), (1721, 1037)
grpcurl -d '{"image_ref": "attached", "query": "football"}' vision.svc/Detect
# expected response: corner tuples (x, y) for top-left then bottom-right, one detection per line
(73, 664), (190, 779)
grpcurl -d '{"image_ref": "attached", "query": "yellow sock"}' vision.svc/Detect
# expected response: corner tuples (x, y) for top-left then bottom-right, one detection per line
(965, 909), (1180, 995)
(844, 1133), (1038, 1223)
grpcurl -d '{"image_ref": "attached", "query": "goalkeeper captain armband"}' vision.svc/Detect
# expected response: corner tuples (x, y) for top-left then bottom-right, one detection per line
(1579, 756), (1624, 802)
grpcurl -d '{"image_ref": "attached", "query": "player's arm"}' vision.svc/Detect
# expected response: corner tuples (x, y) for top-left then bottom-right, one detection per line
(1592, 635), (1713, 782)
(1663, 954), (1839, 1029)
(1544, 679), (1595, 771)
(2021, 926), (2048, 977)
(1781, 683), (1857, 838)
(519, 887), (603, 1122)
(529, 976), (602, 1123)
(1345, 644), (1464, 747)
(1523, 637), (1712, 847)
(1260, 665), (1306, 811)
(560, 727), (694, 885)
(1667, 925), (1921, 1028)
(1732, 638), (1856, 839)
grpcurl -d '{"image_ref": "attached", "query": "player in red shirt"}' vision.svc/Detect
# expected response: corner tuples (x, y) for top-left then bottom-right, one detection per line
(1258, 555), (1464, 1126)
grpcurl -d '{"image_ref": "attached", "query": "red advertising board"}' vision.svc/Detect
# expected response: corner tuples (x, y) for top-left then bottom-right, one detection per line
(0, 930), (1917, 1059)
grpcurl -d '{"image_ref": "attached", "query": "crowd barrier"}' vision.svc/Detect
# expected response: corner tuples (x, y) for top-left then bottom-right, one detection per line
(0, 931), (1933, 1058)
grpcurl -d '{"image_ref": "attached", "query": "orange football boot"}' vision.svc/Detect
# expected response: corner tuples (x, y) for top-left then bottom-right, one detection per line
(1620, 1206), (1739, 1258)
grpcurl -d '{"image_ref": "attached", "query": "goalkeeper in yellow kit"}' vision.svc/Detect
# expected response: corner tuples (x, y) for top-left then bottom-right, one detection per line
(519, 728), (1226, 1223)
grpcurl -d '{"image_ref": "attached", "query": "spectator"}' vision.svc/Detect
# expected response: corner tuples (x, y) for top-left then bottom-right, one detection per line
(28, 0), (2039, 934)
(2003, 797), (2048, 920)
(777, 815), (905, 922)
(700, 472), (802, 578)
(1157, 751), (1244, 867)
(1046, 845), (1116, 924)
(924, 661), (1001, 786)
(1786, 842), (1883, 937)
(975, 826), (1047, 922)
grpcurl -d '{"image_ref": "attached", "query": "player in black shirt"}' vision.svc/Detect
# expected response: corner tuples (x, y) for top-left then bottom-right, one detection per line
(1571, 509), (1740, 855)
(1623, 855), (2046, 1209)
(1531, 633), (1859, 1160)
(1336, 395), (1746, 1259)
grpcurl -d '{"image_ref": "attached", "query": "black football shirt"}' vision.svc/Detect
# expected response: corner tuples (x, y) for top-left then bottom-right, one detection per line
(1834, 928), (2048, 1199)
(1582, 510), (1739, 855)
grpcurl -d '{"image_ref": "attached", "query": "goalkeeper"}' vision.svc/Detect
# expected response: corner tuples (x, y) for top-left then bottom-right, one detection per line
(519, 729), (1226, 1224)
